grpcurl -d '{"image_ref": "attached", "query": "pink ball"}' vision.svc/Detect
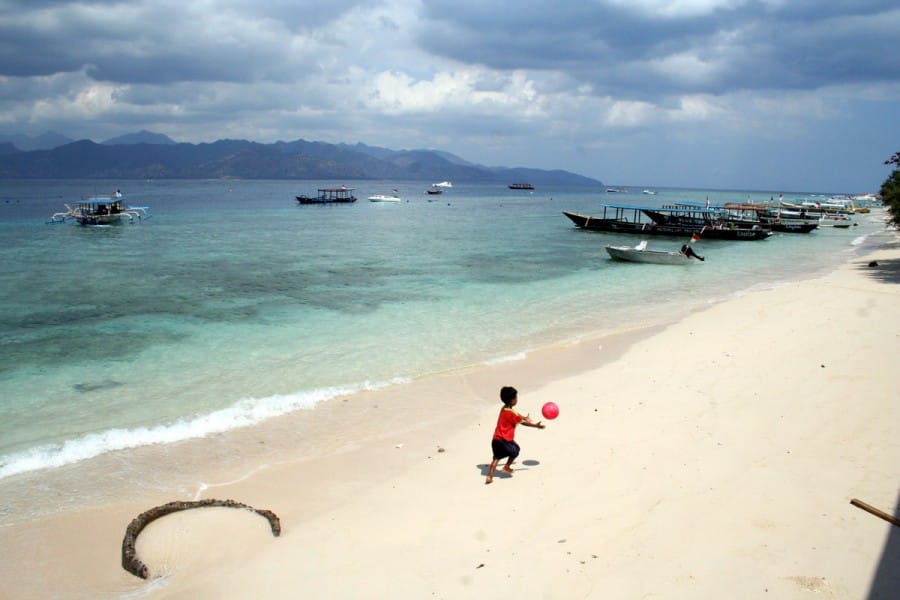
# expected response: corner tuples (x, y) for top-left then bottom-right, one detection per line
(541, 402), (559, 420)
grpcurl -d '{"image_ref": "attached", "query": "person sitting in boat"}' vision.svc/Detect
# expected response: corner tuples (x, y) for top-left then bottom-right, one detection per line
(680, 244), (705, 261)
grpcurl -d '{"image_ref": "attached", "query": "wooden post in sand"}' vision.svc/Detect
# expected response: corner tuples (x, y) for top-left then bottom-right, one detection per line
(850, 498), (900, 528)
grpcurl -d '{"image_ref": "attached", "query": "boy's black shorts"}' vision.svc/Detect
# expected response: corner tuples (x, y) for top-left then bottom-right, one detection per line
(491, 439), (520, 460)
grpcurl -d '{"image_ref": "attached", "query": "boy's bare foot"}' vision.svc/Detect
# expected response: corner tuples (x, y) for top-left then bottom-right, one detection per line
(485, 476), (493, 484)
(502, 466), (514, 474)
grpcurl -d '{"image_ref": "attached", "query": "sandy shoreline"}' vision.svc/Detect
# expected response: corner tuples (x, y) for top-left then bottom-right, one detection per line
(2, 237), (898, 599)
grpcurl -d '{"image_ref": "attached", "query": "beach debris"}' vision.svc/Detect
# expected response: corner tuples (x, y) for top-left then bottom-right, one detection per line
(476, 563), (485, 569)
(868, 260), (879, 267)
(121, 498), (281, 579)
(437, 446), (445, 453)
(850, 498), (900, 527)
(395, 443), (404, 449)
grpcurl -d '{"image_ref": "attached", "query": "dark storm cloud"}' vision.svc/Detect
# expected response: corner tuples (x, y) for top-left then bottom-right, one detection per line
(0, 0), (365, 83)
(4, 1), (895, 94)
(416, 0), (900, 97)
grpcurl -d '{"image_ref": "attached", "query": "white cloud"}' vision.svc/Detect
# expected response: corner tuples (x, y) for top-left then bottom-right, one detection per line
(605, 0), (748, 18)
(602, 93), (726, 128)
(605, 99), (659, 127)
(671, 94), (727, 122)
(365, 68), (543, 118)
(645, 51), (724, 86)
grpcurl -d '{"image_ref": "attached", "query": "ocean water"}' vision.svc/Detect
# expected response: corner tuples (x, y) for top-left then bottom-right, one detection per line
(0, 179), (888, 489)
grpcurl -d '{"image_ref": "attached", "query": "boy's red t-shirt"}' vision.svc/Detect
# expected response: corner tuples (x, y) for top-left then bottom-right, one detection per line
(492, 408), (523, 441)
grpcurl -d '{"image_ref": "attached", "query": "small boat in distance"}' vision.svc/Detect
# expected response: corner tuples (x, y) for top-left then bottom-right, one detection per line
(369, 190), (401, 202)
(47, 191), (151, 225)
(642, 189), (657, 195)
(605, 240), (704, 265)
(296, 186), (357, 204)
(606, 188), (627, 193)
(432, 181), (453, 189)
(508, 183), (535, 190)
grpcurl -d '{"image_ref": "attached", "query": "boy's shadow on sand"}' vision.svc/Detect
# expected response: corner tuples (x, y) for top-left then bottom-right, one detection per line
(477, 459), (540, 479)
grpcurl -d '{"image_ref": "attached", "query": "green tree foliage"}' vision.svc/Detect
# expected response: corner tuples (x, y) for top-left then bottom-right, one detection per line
(882, 152), (900, 229)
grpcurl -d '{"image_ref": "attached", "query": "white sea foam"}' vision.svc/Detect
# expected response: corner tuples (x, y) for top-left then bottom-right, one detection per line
(484, 351), (528, 365)
(0, 378), (407, 480)
(851, 233), (868, 246)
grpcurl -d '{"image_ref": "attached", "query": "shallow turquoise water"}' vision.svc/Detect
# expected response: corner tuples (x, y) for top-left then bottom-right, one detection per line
(0, 179), (886, 479)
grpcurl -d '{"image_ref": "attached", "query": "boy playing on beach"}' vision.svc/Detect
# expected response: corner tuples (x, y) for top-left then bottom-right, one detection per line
(486, 386), (545, 484)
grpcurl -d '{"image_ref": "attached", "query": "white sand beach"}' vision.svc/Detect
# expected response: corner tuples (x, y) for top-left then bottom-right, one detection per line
(2, 240), (898, 599)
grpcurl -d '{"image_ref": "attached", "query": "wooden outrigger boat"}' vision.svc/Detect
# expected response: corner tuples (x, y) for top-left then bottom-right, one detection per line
(777, 200), (855, 227)
(718, 203), (819, 233)
(47, 193), (150, 226)
(650, 201), (819, 234)
(562, 204), (771, 241)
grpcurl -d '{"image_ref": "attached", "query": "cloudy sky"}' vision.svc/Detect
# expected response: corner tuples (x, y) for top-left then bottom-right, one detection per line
(2, 0), (898, 192)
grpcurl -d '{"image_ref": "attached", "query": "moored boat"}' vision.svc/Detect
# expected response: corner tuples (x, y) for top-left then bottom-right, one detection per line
(508, 182), (534, 190)
(296, 186), (357, 204)
(47, 192), (151, 225)
(368, 190), (402, 202)
(426, 182), (448, 195)
(716, 200), (846, 231)
(779, 200), (856, 222)
(817, 214), (854, 228)
(717, 203), (819, 233)
(605, 240), (704, 264)
(763, 220), (819, 233)
(562, 205), (771, 241)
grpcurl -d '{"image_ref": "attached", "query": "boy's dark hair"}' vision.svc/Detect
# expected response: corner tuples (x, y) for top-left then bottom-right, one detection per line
(500, 386), (518, 405)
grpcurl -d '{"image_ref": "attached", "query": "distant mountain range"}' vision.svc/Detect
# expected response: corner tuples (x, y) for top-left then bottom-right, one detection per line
(0, 129), (174, 151)
(0, 130), (602, 185)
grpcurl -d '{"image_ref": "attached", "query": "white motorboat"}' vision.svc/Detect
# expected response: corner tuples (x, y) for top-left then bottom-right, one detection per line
(368, 190), (401, 202)
(605, 240), (704, 265)
(817, 214), (854, 228)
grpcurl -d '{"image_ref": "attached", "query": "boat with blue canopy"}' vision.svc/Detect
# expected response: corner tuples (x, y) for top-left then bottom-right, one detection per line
(562, 203), (771, 241)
